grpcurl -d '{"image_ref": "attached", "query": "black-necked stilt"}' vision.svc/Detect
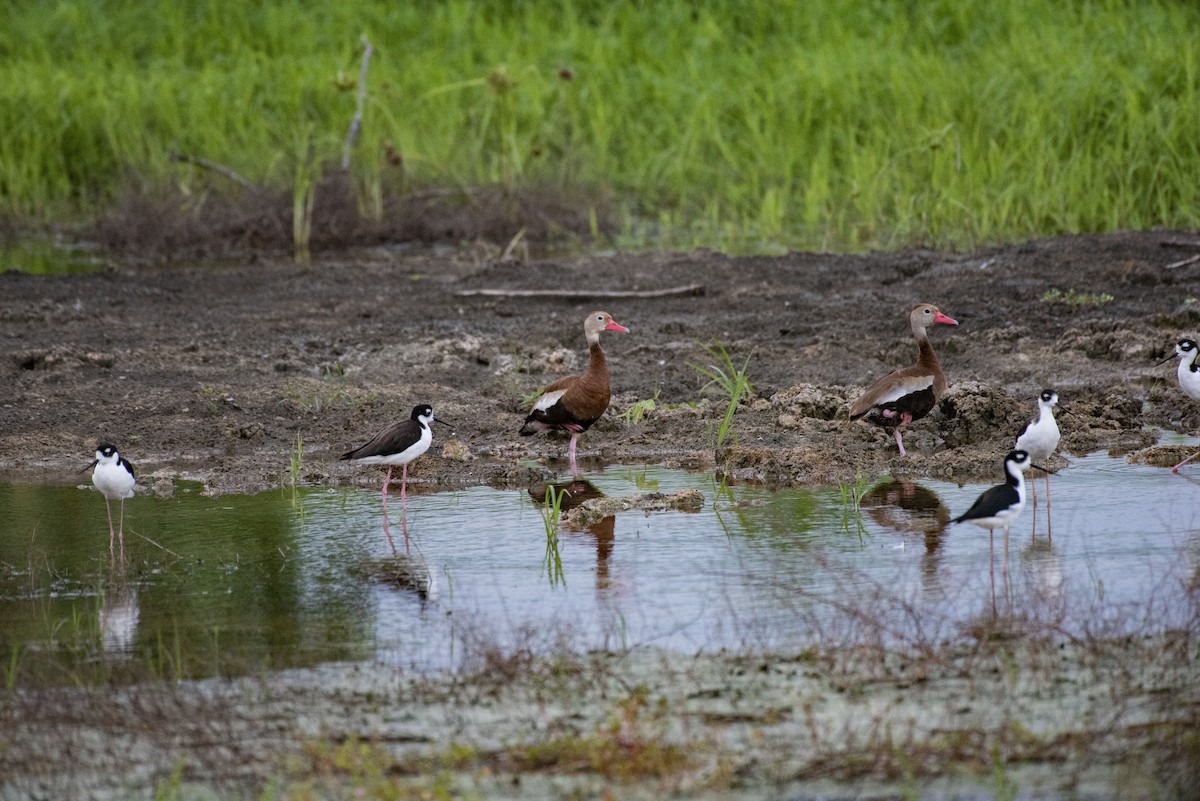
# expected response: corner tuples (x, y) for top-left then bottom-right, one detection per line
(1157, 338), (1200, 473)
(1014, 389), (1068, 533)
(84, 443), (136, 553)
(952, 450), (1040, 537)
(952, 449), (1042, 610)
(850, 303), (958, 457)
(520, 311), (629, 476)
(340, 404), (451, 553)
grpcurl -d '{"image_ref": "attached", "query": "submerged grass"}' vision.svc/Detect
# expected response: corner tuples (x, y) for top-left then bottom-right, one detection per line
(2, 0), (1199, 252)
(539, 486), (566, 588)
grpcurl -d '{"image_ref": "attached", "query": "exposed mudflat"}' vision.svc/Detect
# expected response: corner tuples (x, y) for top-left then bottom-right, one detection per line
(2, 230), (1200, 495)
(4, 637), (1196, 800)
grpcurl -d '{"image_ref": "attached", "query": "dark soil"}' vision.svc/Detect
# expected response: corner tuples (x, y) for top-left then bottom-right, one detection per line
(3, 229), (1200, 495)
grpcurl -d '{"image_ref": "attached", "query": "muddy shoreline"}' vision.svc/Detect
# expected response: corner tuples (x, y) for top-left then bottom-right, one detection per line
(5, 636), (1196, 800)
(2, 231), (1200, 496)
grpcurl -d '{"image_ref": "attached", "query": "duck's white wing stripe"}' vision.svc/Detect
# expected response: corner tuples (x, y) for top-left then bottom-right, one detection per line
(873, 375), (934, 405)
(533, 389), (568, 412)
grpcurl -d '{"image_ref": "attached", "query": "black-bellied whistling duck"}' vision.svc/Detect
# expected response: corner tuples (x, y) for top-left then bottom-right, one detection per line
(341, 404), (451, 553)
(83, 443), (137, 556)
(1157, 338), (1200, 473)
(520, 311), (629, 475)
(849, 303), (957, 457)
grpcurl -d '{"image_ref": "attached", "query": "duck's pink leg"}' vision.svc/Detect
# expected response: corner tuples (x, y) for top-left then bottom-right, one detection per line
(568, 435), (580, 476)
(893, 412), (913, 457)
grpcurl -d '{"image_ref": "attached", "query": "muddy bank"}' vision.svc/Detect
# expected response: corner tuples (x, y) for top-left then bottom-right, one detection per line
(3, 636), (1195, 799)
(2, 230), (1199, 495)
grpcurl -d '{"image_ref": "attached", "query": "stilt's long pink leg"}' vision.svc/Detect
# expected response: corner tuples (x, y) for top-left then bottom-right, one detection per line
(1172, 449), (1200, 474)
(400, 464), (410, 554)
(105, 498), (116, 553)
(381, 466), (397, 555)
(1045, 473), (1053, 542)
(989, 529), (997, 617)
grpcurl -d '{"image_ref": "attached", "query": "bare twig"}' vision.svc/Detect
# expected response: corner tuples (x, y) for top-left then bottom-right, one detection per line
(168, 152), (254, 188)
(133, 530), (182, 559)
(1159, 238), (1200, 249)
(499, 227), (527, 263)
(456, 284), (705, 299)
(342, 35), (374, 170)
(1165, 254), (1200, 270)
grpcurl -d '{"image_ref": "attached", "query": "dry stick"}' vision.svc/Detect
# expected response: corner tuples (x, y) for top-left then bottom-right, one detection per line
(499, 227), (527, 262)
(1165, 253), (1200, 270)
(168, 152), (254, 188)
(342, 34), (374, 170)
(132, 529), (183, 560)
(455, 284), (705, 299)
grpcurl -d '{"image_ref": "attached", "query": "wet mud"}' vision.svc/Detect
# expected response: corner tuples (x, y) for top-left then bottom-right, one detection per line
(2, 230), (1199, 494)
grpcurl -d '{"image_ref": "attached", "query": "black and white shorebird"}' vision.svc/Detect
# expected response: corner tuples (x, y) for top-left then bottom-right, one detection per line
(952, 450), (1042, 603)
(1157, 338), (1200, 473)
(1014, 389), (1068, 521)
(340, 404), (451, 553)
(84, 443), (136, 554)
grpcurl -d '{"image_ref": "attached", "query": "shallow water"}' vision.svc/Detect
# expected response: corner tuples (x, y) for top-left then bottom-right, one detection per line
(0, 237), (106, 275)
(2, 450), (1198, 685)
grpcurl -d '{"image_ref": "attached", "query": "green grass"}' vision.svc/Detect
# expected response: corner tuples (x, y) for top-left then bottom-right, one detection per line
(691, 340), (754, 448)
(1, 0), (1199, 251)
(837, 474), (874, 543)
(619, 388), (659, 426)
(539, 486), (566, 587)
(1039, 288), (1115, 306)
(288, 433), (303, 491)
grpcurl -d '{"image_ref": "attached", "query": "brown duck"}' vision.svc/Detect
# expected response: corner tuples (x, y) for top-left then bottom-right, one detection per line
(849, 303), (957, 456)
(520, 311), (629, 474)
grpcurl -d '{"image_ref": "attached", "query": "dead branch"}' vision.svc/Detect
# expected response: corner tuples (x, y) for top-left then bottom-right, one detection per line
(1166, 253), (1200, 270)
(168, 152), (254, 188)
(342, 35), (374, 170)
(455, 284), (705, 299)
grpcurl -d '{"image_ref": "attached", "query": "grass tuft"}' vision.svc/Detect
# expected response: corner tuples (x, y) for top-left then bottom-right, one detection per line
(619, 388), (659, 426)
(539, 486), (566, 587)
(1039, 288), (1115, 306)
(690, 340), (754, 448)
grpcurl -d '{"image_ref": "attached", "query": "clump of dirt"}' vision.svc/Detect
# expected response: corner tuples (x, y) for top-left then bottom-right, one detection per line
(562, 488), (704, 527)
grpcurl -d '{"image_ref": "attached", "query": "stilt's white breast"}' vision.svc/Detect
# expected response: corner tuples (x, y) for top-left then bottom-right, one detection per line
(93, 458), (135, 500)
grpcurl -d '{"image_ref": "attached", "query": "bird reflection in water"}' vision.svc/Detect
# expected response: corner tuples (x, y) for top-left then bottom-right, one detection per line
(860, 477), (949, 596)
(361, 554), (437, 602)
(528, 479), (616, 593)
(100, 564), (139, 658)
(1020, 537), (1064, 608)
